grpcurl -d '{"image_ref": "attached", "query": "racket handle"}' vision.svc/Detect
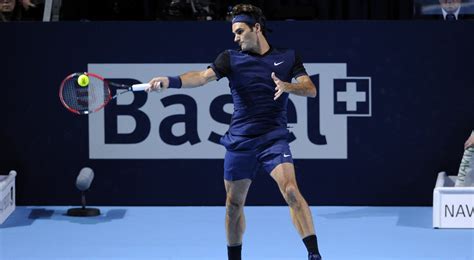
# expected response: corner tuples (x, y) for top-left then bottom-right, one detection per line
(131, 83), (151, 91)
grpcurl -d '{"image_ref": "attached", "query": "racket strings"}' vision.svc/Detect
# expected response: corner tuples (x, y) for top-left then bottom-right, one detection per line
(61, 76), (110, 113)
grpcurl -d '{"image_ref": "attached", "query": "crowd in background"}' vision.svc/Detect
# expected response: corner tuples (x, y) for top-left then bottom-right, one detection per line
(1, 0), (473, 22)
(57, 0), (413, 21)
(0, 0), (44, 21)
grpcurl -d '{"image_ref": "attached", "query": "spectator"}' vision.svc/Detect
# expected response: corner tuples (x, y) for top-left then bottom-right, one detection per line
(1, 0), (21, 22)
(415, 0), (474, 20)
(162, 0), (217, 21)
(1, 0), (44, 21)
(439, 0), (462, 20)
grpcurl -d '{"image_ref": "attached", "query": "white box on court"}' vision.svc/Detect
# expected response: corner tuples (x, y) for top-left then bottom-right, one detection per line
(0, 170), (16, 225)
(433, 172), (474, 228)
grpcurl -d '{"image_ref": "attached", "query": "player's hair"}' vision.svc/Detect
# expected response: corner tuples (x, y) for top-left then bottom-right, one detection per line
(232, 4), (268, 36)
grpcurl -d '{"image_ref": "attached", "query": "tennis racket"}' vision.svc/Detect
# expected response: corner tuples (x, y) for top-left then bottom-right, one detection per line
(59, 72), (158, 115)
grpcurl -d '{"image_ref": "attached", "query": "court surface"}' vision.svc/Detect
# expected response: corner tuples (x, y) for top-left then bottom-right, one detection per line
(1, 206), (473, 259)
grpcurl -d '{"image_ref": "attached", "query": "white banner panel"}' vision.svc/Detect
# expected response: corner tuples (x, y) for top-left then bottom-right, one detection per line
(88, 63), (372, 159)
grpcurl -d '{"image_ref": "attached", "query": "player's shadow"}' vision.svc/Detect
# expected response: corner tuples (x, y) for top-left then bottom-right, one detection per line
(317, 207), (432, 229)
(0, 207), (126, 229)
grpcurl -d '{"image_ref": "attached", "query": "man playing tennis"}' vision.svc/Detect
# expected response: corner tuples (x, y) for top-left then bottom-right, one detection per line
(146, 4), (322, 260)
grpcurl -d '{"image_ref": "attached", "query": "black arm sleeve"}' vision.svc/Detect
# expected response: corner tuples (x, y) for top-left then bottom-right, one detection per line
(292, 52), (308, 79)
(209, 50), (231, 81)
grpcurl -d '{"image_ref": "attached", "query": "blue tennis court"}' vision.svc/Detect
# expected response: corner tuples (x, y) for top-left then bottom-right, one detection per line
(1, 206), (472, 259)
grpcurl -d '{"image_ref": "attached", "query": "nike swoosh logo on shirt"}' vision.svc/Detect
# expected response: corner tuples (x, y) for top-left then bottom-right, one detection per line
(274, 61), (284, 66)
(283, 153), (291, 158)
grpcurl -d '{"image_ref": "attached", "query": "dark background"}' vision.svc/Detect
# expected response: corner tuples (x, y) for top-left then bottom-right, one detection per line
(1, 21), (473, 206)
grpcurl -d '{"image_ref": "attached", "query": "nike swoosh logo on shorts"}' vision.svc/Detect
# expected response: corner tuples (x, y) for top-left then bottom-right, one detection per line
(283, 153), (291, 158)
(274, 61), (284, 66)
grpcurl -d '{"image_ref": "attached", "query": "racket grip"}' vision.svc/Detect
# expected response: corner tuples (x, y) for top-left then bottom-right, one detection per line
(131, 83), (151, 91)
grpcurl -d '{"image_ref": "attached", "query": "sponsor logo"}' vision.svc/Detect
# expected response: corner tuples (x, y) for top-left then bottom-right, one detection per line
(88, 63), (372, 159)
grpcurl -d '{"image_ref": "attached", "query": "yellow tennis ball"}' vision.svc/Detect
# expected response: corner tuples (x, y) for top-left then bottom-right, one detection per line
(77, 74), (89, 87)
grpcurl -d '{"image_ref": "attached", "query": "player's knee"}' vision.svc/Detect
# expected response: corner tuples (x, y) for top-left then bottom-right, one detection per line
(226, 197), (244, 216)
(284, 185), (302, 209)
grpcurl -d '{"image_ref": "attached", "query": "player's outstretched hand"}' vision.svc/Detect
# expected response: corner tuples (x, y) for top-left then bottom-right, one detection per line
(146, 77), (169, 93)
(272, 72), (288, 100)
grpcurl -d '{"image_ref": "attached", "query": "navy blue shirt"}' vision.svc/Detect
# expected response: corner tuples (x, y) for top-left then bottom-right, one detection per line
(210, 47), (307, 139)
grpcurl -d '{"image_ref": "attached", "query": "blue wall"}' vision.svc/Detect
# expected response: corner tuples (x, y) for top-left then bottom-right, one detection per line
(1, 21), (473, 206)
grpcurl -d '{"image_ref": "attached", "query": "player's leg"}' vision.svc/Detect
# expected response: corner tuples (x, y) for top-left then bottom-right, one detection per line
(270, 163), (315, 237)
(225, 178), (252, 246)
(270, 162), (321, 259)
(223, 149), (257, 260)
(258, 139), (317, 239)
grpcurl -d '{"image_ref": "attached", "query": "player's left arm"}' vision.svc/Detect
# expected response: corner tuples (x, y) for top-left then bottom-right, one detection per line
(272, 72), (317, 100)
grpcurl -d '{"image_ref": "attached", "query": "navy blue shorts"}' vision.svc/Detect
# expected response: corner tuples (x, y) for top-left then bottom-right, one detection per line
(221, 129), (293, 181)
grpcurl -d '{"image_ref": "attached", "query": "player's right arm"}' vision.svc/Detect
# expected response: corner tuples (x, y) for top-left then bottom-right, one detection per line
(181, 68), (217, 88)
(146, 68), (217, 92)
(147, 50), (229, 93)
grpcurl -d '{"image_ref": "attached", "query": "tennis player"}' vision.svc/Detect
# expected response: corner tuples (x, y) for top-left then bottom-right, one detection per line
(147, 4), (322, 260)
